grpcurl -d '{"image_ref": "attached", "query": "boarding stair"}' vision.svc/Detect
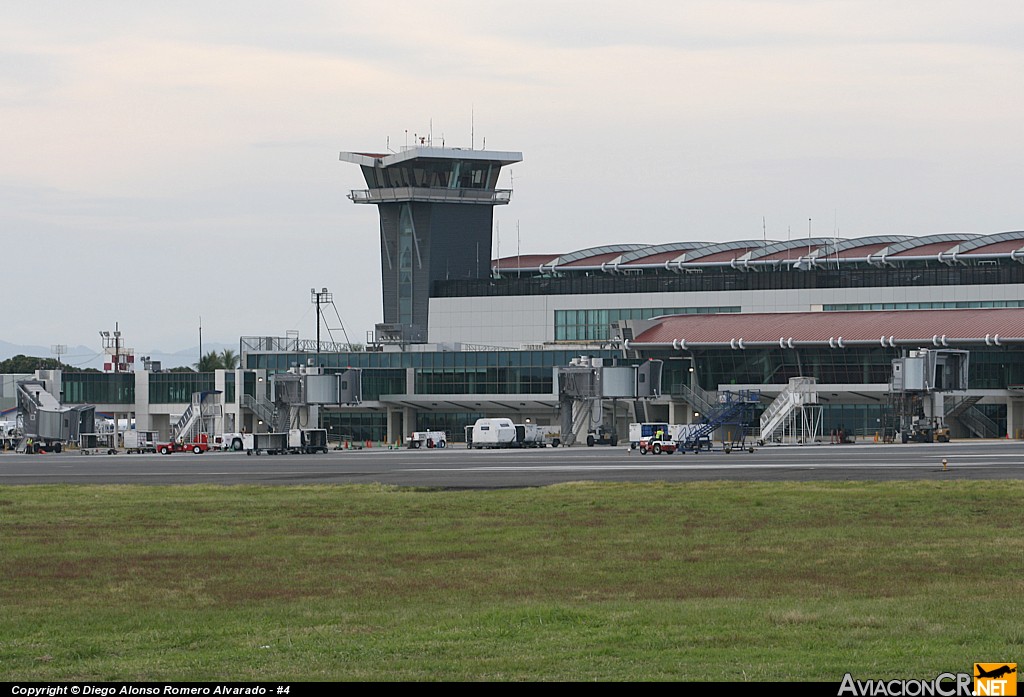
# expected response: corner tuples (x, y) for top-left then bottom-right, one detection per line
(759, 377), (820, 444)
(172, 391), (223, 442)
(677, 389), (761, 451)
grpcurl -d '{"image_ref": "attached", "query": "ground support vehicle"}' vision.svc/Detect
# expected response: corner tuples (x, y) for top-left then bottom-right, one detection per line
(221, 432), (253, 452)
(157, 433), (211, 455)
(246, 432), (288, 455)
(676, 390), (759, 453)
(585, 426), (619, 447)
(124, 430), (158, 454)
(629, 422), (669, 449)
(538, 425), (562, 447)
(673, 423), (712, 452)
(407, 430), (447, 449)
(469, 418), (517, 448)
(79, 433), (119, 455)
(288, 428), (329, 453)
(638, 436), (677, 455)
(514, 423), (547, 448)
(904, 417), (950, 443)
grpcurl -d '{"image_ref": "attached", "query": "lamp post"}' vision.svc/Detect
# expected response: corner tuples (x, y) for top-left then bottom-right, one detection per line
(310, 288), (333, 356)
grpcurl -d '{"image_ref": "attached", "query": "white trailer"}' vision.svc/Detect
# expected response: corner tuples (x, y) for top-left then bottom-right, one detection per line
(628, 422), (669, 449)
(469, 418), (517, 449)
(406, 431), (448, 449)
(514, 423), (546, 448)
(124, 430), (159, 454)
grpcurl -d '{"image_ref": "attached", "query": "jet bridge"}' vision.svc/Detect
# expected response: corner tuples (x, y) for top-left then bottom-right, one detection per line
(16, 378), (95, 453)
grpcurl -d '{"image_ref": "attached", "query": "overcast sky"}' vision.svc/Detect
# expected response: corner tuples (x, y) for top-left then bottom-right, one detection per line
(4, 1), (1023, 363)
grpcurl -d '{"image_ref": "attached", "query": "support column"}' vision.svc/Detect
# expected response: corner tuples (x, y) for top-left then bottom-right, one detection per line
(1007, 397), (1024, 439)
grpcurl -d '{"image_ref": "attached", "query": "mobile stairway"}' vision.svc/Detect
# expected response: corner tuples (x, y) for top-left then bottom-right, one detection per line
(171, 390), (223, 443)
(677, 389), (761, 452)
(758, 377), (822, 445)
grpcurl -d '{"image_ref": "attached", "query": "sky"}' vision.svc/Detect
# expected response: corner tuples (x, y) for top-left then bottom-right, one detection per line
(3, 0), (1023, 365)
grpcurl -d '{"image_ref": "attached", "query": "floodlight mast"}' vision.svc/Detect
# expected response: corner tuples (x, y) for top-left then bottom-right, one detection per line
(311, 288), (333, 355)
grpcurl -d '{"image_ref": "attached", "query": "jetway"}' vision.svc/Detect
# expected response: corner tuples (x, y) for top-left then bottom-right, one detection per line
(556, 358), (662, 446)
(16, 378), (95, 453)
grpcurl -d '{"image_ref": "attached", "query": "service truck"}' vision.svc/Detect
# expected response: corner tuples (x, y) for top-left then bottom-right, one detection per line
(157, 433), (211, 455)
(407, 430), (448, 449)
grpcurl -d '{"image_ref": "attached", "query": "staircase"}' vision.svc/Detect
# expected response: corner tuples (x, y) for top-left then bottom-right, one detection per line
(172, 391), (223, 442)
(677, 390), (760, 449)
(944, 396), (1001, 438)
(677, 383), (719, 417)
(760, 377), (818, 444)
(241, 394), (285, 432)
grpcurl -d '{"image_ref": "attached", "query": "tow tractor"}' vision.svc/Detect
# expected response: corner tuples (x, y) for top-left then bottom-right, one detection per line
(638, 435), (677, 455)
(157, 433), (211, 455)
(407, 430), (447, 449)
(905, 417), (951, 443)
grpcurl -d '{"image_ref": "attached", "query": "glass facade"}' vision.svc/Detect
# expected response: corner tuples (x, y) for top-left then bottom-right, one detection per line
(62, 373), (134, 405)
(433, 262), (1024, 299)
(398, 204), (414, 326)
(555, 306), (740, 342)
(148, 372), (216, 404)
(825, 300), (1024, 311)
(362, 158), (499, 190)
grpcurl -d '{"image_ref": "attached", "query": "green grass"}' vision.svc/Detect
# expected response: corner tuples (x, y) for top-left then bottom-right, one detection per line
(1, 481), (1021, 681)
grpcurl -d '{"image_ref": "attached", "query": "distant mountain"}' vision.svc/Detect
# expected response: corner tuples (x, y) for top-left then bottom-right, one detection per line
(0, 340), (239, 371)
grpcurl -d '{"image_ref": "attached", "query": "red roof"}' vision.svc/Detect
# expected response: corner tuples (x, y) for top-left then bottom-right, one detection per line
(890, 241), (963, 257)
(836, 242), (892, 258)
(960, 240), (1024, 255)
(493, 254), (560, 268)
(562, 252), (625, 267)
(686, 248), (759, 263)
(621, 251), (688, 265)
(630, 308), (1024, 346)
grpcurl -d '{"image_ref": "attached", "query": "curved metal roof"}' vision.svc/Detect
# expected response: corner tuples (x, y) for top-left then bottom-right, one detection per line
(883, 233), (981, 257)
(745, 238), (834, 262)
(552, 244), (647, 267)
(678, 240), (771, 264)
(957, 230), (1024, 255)
(617, 242), (713, 265)
(490, 232), (1024, 273)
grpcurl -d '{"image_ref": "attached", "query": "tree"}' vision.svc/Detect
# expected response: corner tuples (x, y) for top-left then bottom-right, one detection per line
(195, 350), (223, 372)
(220, 349), (239, 370)
(193, 349), (239, 372)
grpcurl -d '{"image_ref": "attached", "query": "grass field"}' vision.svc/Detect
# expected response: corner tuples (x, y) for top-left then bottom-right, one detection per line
(1, 481), (1021, 681)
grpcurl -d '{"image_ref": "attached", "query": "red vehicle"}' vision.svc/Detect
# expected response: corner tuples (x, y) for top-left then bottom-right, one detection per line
(157, 433), (211, 455)
(638, 436), (677, 455)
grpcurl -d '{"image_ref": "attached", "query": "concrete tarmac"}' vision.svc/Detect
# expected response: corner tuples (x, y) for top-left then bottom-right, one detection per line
(1, 440), (1023, 487)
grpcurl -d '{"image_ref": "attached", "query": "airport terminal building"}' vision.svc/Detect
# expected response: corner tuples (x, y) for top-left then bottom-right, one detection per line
(6, 145), (1024, 444)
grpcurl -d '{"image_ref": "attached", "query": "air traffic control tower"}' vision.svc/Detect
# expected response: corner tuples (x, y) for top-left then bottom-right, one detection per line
(340, 145), (522, 343)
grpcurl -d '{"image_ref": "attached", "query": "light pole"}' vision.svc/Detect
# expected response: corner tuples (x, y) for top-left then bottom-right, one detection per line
(310, 288), (332, 356)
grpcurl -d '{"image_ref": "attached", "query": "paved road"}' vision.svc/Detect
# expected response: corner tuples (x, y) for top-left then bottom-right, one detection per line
(2, 441), (1023, 487)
